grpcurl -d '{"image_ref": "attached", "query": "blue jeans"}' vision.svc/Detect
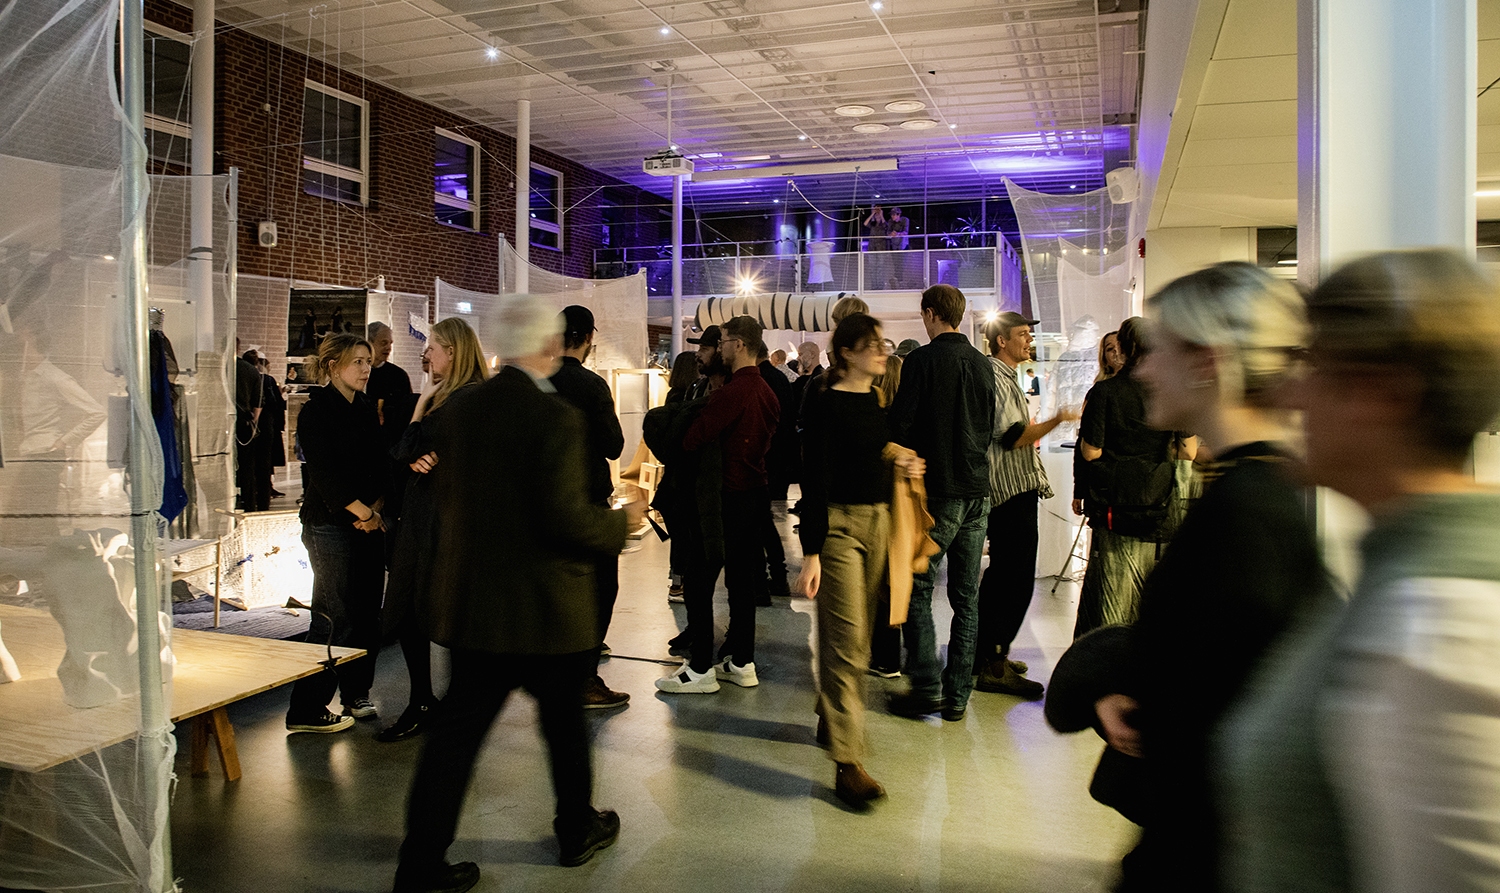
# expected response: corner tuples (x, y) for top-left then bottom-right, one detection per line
(904, 495), (989, 707)
(288, 521), (385, 718)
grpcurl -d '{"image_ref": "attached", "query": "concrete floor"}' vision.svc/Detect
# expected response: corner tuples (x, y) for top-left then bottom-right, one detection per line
(167, 508), (1136, 892)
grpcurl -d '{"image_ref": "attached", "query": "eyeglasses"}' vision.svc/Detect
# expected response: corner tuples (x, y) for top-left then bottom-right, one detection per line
(719, 337), (742, 347)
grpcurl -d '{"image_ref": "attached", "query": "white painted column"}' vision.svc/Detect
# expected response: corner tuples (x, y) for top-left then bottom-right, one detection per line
(514, 99), (530, 295)
(671, 174), (684, 355)
(1297, 0), (1477, 585)
(190, 0), (215, 352)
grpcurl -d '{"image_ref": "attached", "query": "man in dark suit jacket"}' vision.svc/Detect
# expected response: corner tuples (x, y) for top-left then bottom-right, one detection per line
(393, 295), (644, 893)
(756, 340), (793, 599)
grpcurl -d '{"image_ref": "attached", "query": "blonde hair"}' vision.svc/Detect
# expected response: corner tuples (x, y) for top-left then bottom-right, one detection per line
(1095, 331), (1119, 383)
(1310, 249), (1500, 458)
(428, 317), (490, 411)
(314, 333), (370, 384)
(1147, 262), (1306, 407)
(831, 295), (870, 325)
(875, 352), (902, 408)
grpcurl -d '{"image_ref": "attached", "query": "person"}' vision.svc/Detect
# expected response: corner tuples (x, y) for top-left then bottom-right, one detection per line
(886, 284), (995, 722)
(887, 207), (910, 288)
(797, 313), (924, 809)
(787, 340), (823, 515)
(656, 315), (779, 693)
(392, 295), (643, 893)
(895, 338), (921, 359)
(549, 305), (631, 710)
(1071, 330), (1125, 518)
(234, 344), (268, 512)
(686, 325), (729, 401)
(770, 348), (797, 382)
(756, 338), (794, 599)
(257, 354), (288, 499)
(973, 313), (1078, 699)
(1215, 249), (1500, 893)
(867, 350), (906, 677)
(663, 350), (700, 603)
(1084, 262), (1324, 891)
(366, 321), (414, 443)
(284, 333), (386, 733)
(1072, 317), (1182, 638)
(376, 318), (489, 743)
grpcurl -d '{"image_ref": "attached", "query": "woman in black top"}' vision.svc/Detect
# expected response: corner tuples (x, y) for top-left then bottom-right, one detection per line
(1089, 263), (1328, 891)
(285, 333), (386, 733)
(376, 317), (490, 741)
(1073, 317), (1187, 637)
(797, 313), (924, 810)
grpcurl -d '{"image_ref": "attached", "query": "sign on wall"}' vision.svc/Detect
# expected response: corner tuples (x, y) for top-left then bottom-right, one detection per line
(287, 287), (367, 357)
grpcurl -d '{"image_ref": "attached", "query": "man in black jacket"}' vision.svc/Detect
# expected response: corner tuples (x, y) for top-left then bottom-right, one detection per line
(549, 305), (630, 710)
(392, 295), (643, 893)
(756, 339), (793, 599)
(887, 284), (996, 723)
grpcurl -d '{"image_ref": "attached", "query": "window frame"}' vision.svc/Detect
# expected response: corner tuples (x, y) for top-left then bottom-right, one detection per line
(142, 22), (193, 165)
(434, 127), (481, 232)
(302, 79), (370, 206)
(529, 162), (563, 252)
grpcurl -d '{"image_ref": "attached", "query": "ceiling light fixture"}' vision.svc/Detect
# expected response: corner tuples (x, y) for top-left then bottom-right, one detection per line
(660, 26), (671, 35)
(691, 157), (899, 182)
(485, 47), (498, 60)
(1477, 189), (1500, 197)
(948, 123), (958, 129)
(835, 105), (875, 117)
(871, 1), (883, 9)
(885, 99), (926, 113)
(900, 118), (939, 130)
(853, 122), (890, 133)
(798, 134), (808, 140)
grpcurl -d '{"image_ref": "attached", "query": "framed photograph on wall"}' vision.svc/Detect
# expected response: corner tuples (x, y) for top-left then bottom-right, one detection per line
(288, 287), (367, 356)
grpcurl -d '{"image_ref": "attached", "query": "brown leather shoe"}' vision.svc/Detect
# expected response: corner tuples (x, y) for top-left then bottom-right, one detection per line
(582, 676), (630, 709)
(835, 762), (886, 809)
(975, 662), (1044, 699)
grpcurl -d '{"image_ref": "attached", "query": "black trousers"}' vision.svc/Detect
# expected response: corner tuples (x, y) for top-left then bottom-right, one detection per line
(396, 647), (596, 877)
(595, 551), (618, 656)
(236, 431), (272, 512)
(975, 490), (1040, 665)
(686, 486), (767, 671)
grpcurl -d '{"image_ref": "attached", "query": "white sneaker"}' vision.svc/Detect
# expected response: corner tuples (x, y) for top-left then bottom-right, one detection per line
(655, 661), (720, 693)
(716, 657), (759, 688)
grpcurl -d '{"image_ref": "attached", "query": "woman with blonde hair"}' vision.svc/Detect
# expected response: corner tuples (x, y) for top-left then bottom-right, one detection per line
(1078, 262), (1326, 890)
(798, 312), (924, 809)
(376, 317), (490, 741)
(285, 332), (386, 733)
(1217, 249), (1500, 893)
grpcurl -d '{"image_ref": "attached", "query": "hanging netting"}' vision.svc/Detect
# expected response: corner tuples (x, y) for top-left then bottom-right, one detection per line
(438, 237), (649, 371)
(1005, 178), (1136, 423)
(0, 1), (235, 890)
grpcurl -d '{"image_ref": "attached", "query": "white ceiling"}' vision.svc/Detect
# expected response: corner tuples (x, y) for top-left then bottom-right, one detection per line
(211, 0), (1146, 213)
(1149, 0), (1500, 231)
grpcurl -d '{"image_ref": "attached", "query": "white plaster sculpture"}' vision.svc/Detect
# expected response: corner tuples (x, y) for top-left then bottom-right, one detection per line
(44, 528), (174, 708)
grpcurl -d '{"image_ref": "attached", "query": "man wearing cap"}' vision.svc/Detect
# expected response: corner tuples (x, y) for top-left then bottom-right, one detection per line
(550, 305), (630, 710)
(895, 338), (921, 359)
(686, 325), (729, 400)
(657, 315), (780, 693)
(887, 284), (995, 722)
(974, 313), (1078, 699)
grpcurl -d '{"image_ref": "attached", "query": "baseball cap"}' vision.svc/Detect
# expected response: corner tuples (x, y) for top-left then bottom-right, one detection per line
(895, 338), (921, 357)
(687, 324), (722, 347)
(996, 311), (1041, 328)
(559, 305), (595, 337)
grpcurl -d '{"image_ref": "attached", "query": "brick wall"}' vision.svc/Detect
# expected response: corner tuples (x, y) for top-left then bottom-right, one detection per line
(146, 0), (666, 346)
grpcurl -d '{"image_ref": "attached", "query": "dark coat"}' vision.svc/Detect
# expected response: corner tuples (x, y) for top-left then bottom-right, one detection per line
(757, 359), (794, 491)
(422, 366), (628, 655)
(549, 355), (625, 506)
(643, 396), (724, 568)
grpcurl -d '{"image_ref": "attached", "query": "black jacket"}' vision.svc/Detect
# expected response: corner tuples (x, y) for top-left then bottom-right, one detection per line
(888, 332), (995, 499)
(297, 385), (385, 527)
(549, 356), (625, 505)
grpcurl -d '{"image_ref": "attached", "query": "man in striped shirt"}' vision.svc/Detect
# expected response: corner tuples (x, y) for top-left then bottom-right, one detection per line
(975, 312), (1079, 699)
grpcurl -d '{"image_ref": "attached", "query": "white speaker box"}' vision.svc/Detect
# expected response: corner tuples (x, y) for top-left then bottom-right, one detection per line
(257, 220), (278, 248)
(1106, 168), (1139, 204)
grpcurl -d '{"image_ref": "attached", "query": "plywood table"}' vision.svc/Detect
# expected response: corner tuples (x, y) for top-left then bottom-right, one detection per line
(0, 605), (362, 781)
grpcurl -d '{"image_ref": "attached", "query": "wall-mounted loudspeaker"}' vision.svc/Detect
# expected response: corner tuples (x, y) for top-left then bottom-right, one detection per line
(1106, 168), (1139, 204)
(257, 221), (278, 248)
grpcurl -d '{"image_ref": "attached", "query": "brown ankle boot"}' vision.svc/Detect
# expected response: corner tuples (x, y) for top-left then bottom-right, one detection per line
(835, 762), (886, 809)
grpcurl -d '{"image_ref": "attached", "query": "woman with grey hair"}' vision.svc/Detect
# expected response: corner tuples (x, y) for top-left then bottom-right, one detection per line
(1215, 249), (1500, 893)
(1077, 262), (1329, 891)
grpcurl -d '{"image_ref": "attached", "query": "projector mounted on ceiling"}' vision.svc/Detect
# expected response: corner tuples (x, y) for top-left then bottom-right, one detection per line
(644, 150), (694, 176)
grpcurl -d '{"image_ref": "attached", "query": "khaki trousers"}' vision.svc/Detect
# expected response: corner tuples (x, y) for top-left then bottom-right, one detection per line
(816, 502), (890, 764)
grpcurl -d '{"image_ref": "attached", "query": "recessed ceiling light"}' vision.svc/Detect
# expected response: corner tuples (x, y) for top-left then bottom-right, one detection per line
(773, 198), (780, 203)
(485, 47), (498, 60)
(871, 1), (883, 9)
(835, 105), (875, 117)
(900, 118), (939, 130)
(948, 123), (957, 129)
(853, 122), (890, 133)
(885, 99), (926, 113)
(660, 26), (671, 35)
(797, 134), (808, 140)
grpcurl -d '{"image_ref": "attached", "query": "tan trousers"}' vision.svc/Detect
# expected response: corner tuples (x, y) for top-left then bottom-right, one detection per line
(816, 502), (890, 764)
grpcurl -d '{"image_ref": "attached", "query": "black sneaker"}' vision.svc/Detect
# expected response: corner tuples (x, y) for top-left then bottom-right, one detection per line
(392, 860), (479, 893)
(376, 700), (438, 742)
(556, 809), (620, 867)
(286, 710), (354, 733)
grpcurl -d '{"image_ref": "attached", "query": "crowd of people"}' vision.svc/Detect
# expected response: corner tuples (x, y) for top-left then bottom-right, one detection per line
(241, 247), (1500, 893)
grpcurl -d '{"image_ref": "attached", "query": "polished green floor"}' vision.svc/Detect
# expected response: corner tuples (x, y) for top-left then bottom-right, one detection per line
(168, 513), (1135, 892)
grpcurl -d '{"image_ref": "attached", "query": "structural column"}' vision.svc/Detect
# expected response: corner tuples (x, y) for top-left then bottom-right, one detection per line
(190, 0), (215, 352)
(1297, 0), (1477, 584)
(671, 174), (683, 355)
(514, 99), (530, 295)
